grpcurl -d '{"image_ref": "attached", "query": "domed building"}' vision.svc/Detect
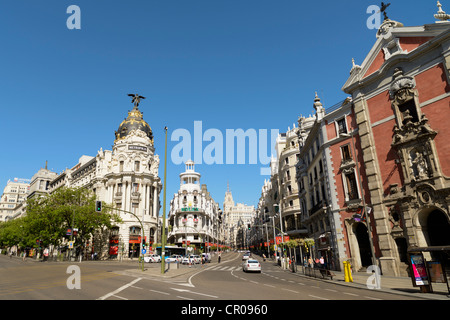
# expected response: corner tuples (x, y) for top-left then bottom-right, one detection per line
(48, 95), (162, 260)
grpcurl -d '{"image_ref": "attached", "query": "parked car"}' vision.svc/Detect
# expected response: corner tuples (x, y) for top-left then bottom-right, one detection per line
(144, 254), (161, 263)
(165, 254), (183, 263)
(182, 255), (201, 264)
(243, 259), (261, 273)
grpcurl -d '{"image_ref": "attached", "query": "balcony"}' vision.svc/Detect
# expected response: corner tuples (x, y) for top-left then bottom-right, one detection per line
(131, 192), (140, 201)
(114, 192), (122, 201)
(308, 200), (327, 217)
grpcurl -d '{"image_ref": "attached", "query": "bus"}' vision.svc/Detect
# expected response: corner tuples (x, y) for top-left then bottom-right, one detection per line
(155, 246), (186, 258)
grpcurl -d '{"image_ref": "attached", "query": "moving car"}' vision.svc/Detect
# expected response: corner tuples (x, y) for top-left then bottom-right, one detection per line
(242, 252), (251, 261)
(144, 254), (161, 263)
(243, 259), (261, 273)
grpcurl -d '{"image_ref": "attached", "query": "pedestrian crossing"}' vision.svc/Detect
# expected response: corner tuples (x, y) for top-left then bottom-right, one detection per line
(206, 265), (242, 272)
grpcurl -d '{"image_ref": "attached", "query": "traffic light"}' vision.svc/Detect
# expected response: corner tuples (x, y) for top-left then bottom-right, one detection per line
(247, 224), (251, 230)
(95, 200), (102, 212)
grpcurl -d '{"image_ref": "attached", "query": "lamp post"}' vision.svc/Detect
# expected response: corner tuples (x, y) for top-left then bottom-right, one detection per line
(161, 126), (168, 274)
(341, 131), (377, 267)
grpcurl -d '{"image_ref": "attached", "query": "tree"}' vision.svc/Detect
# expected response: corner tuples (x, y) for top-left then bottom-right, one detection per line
(15, 187), (122, 258)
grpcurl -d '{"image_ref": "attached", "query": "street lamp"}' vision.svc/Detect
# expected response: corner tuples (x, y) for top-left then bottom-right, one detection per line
(273, 204), (284, 243)
(340, 131), (377, 267)
(161, 126), (168, 274)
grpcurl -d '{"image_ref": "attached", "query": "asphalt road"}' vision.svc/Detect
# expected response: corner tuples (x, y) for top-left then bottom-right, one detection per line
(0, 251), (427, 301)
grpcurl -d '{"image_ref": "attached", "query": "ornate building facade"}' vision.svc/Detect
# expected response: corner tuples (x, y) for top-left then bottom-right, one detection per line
(167, 161), (222, 252)
(341, 9), (450, 276)
(48, 97), (162, 259)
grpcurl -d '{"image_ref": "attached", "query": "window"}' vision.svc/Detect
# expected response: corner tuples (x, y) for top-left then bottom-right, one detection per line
(337, 118), (347, 135)
(132, 203), (139, 214)
(132, 183), (139, 193)
(341, 145), (352, 161)
(345, 172), (359, 200)
(135, 161), (140, 172)
(120, 161), (124, 172)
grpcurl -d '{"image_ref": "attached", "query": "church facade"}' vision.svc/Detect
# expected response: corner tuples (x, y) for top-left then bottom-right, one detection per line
(341, 11), (450, 276)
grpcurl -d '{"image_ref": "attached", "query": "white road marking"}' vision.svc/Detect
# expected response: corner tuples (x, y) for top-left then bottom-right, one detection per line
(282, 289), (299, 294)
(149, 289), (170, 295)
(97, 277), (142, 300)
(343, 292), (359, 297)
(309, 294), (329, 300)
(364, 296), (382, 300)
(171, 287), (219, 299)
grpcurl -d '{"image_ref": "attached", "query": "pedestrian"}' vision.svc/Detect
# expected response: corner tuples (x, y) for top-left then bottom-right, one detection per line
(218, 254), (221, 263)
(320, 256), (325, 268)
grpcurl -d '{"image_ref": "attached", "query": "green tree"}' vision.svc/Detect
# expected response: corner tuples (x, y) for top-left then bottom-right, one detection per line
(5, 187), (122, 256)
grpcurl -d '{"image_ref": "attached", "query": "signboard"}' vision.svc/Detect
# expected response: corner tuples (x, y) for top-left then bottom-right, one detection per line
(275, 236), (290, 244)
(409, 253), (430, 286)
(128, 145), (147, 152)
(181, 207), (199, 212)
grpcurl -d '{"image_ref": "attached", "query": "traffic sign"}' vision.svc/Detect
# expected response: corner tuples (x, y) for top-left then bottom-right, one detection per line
(142, 249), (146, 254)
(68, 241), (74, 249)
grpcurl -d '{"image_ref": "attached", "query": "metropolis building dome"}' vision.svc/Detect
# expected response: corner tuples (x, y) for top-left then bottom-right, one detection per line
(115, 104), (154, 143)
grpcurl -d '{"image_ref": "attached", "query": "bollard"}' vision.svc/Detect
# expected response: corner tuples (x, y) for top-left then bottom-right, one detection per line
(344, 261), (353, 282)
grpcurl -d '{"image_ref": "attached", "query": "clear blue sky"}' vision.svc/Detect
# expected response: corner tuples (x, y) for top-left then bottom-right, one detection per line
(0, 1), (441, 211)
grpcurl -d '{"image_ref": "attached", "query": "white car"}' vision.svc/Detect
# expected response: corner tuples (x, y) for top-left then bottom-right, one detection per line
(165, 255), (183, 263)
(242, 252), (251, 260)
(144, 254), (161, 263)
(243, 259), (261, 273)
(182, 255), (201, 264)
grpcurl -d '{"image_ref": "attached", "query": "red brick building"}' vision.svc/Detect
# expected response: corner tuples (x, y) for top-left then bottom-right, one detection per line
(341, 12), (450, 276)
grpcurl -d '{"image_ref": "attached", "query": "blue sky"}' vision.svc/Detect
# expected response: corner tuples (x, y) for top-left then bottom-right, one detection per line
(0, 1), (442, 211)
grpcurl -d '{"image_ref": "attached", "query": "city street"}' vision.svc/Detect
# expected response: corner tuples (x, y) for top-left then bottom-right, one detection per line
(0, 252), (430, 301)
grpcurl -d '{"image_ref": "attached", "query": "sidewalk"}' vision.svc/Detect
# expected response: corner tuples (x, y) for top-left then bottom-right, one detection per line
(281, 264), (450, 300)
